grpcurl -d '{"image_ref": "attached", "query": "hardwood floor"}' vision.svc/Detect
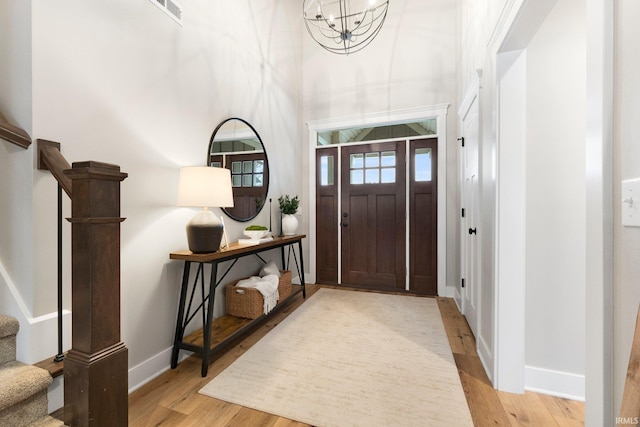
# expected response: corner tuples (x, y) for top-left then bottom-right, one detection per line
(128, 284), (584, 426)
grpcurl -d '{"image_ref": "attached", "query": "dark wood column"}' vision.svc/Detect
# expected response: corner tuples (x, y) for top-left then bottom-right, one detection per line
(63, 161), (128, 427)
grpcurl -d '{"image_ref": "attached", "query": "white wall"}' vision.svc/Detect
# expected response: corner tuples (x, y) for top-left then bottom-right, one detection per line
(524, 0), (586, 399)
(459, 0), (590, 399)
(613, 0), (640, 415)
(0, 0), (36, 330)
(302, 0), (459, 289)
(457, 0), (508, 382)
(1, 0), (303, 393)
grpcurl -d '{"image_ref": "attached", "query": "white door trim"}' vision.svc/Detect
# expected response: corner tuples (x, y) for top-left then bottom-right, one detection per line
(495, 49), (527, 393)
(307, 105), (449, 295)
(585, 0), (614, 424)
(489, 0), (558, 394)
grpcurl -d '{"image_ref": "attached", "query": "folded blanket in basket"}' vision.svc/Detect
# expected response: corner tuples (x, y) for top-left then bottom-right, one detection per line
(235, 274), (280, 314)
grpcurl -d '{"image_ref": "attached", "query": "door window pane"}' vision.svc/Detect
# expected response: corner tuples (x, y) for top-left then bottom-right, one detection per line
(321, 155), (335, 186)
(381, 151), (396, 167)
(350, 153), (364, 169)
(242, 174), (253, 187)
(381, 168), (395, 183)
(232, 175), (242, 187)
(231, 162), (242, 174)
(349, 150), (397, 185)
(365, 169), (380, 184)
(253, 160), (264, 173)
(415, 148), (432, 182)
(253, 174), (263, 187)
(365, 152), (380, 168)
(243, 161), (253, 174)
(350, 169), (364, 185)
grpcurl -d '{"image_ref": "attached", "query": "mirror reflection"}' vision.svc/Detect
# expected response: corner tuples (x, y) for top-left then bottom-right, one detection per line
(208, 118), (269, 222)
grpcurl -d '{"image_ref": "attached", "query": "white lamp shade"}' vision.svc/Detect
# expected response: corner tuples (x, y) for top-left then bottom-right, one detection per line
(177, 166), (234, 208)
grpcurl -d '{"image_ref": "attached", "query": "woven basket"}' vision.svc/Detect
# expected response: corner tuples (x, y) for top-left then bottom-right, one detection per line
(225, 270), (292, 319)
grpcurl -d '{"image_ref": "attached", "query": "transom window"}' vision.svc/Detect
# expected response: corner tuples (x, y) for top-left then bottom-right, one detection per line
(317, 119), (436, 146)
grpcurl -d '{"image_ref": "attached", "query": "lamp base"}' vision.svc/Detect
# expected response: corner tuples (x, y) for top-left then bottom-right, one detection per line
(185, 210), (224, 253)
(186, 223), (224, 253)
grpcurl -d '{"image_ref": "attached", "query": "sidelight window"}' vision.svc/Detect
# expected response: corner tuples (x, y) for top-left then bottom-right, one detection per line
(320, 155), (335, 186)
(415, 148), (432, 182)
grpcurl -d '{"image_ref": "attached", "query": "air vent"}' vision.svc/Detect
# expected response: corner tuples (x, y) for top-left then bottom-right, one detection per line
(148, 0), (182, 25)
(166, 0), (182, 20)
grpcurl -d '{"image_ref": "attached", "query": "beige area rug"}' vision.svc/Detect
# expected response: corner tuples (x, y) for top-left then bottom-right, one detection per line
(199, 288), (473, 427)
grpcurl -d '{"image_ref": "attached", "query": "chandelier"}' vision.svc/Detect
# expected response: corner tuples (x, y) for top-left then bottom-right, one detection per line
(303, 0), (390, 55)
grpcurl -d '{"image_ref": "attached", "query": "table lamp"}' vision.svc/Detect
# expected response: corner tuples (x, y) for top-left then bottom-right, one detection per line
(177, 166), (234, 253)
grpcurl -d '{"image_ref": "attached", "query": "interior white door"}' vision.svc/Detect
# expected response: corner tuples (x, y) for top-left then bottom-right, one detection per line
(461, 95), (480, 339)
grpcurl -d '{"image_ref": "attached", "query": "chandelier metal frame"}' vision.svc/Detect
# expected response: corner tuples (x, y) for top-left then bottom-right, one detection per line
(303, 0), (390, 55)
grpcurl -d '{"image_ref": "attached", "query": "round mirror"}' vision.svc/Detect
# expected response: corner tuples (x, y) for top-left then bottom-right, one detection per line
(208, 118), (269, 222)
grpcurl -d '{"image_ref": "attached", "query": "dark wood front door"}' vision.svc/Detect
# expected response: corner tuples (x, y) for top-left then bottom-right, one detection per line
(340, 141), (406, 290)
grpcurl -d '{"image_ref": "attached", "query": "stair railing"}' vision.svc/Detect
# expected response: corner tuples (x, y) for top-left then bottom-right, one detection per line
(38, 141), (70, 364)
(38, 139), (129, 426)
(0, 111), (31, 149)
(54, 182), (64, 363)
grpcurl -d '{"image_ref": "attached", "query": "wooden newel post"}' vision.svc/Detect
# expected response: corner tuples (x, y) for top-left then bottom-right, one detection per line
(63, 161), (128, 426)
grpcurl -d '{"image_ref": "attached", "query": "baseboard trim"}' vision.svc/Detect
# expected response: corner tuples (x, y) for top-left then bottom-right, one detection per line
(445, 285), (461, 301)
(128, 346), (192, 394)
(477, 334), (494, 383)
(524, 365), (585, 401)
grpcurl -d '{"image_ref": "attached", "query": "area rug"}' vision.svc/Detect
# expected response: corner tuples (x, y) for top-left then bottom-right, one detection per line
(199, 288), (473, 427)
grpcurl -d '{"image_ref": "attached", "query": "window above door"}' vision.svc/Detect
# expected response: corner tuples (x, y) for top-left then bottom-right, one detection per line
(316, 119), (436, 146)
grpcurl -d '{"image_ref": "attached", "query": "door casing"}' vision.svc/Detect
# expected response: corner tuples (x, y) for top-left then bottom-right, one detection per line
(307, 105), (449, 295)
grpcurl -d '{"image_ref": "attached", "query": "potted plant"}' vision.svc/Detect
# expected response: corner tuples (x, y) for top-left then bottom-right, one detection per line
(278, 195), (299, 235)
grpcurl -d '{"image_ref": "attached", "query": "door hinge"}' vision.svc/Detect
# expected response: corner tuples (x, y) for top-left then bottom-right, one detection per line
(461, 278), (465, 288)
(458, 137), (465, 147)
(461, 208), (465, 218)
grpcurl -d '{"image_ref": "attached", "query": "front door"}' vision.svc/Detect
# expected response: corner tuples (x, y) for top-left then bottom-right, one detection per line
(340, 142), (406, 290)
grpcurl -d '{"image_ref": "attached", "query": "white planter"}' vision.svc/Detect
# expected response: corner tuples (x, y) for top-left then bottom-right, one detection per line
(281, 214), (298, 236)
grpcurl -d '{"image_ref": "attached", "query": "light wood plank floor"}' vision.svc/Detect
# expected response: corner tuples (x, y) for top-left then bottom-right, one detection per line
(128, 284), (584, 426)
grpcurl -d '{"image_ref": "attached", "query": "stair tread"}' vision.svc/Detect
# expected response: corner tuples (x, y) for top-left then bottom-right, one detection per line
(0, 361), (53, 412)
(29, 415), (65, 427)
(0, 314), (19, 338)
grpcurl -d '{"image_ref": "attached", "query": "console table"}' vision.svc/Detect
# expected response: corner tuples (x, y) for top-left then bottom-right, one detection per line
(170, 234), (306, 377)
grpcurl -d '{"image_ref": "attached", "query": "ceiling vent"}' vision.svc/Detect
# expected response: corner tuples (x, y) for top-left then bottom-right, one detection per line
(149, 0), (182, 25)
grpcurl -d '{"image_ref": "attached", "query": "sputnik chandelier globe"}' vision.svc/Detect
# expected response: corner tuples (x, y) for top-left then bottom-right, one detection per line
(303, 0), (390, 55)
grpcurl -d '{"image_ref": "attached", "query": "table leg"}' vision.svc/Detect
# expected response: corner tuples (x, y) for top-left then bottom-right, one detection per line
(280, 246), (286, 270)
(298, 239), (306, 298)
(171, 261), (191, 369)
(201, 261), (218, 377)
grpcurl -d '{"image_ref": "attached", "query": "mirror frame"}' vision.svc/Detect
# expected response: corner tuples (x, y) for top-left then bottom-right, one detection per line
(207, 117), (270, 222)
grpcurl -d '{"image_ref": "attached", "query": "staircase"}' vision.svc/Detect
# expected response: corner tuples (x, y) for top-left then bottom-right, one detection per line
(0, 314), (63, 427)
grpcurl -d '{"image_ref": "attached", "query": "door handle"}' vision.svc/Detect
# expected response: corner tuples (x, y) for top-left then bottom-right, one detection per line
(468, 228), (477, 235)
